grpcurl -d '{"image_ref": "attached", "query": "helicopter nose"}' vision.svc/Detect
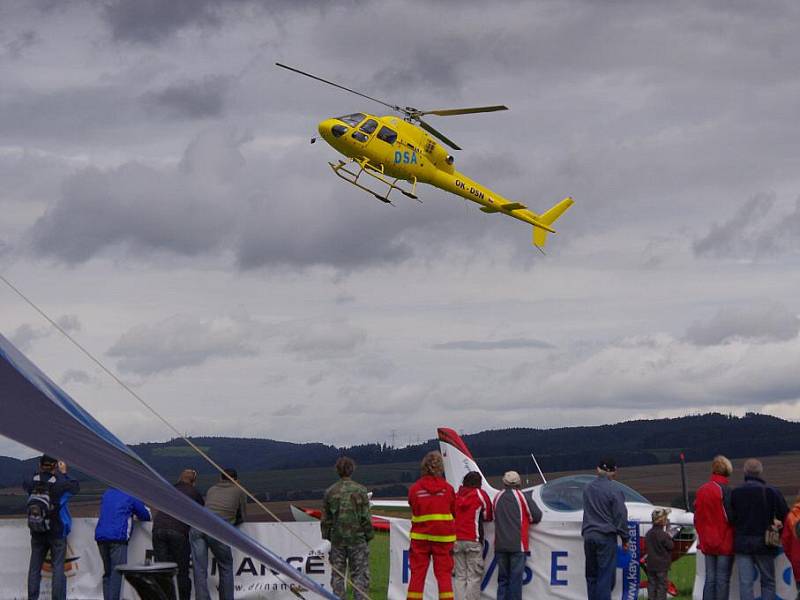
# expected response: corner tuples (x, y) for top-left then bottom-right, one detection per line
(318, 119), (336, 140)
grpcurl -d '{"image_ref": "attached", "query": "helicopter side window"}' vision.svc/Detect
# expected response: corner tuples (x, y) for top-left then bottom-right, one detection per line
(351, 131), (368, 143)
(360, 119), (378, 134)
(376, 126), (397, 145)
(337, 113), (366, 127)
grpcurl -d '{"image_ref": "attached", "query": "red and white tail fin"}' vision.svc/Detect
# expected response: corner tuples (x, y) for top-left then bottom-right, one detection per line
(437, 427), (499, 497)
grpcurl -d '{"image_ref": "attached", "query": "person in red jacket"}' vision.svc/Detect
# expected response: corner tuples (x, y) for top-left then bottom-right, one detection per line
(453, 471), (493, 600)
(407, 451), (456, 600)
(694, 455), (734, 600)
(781, 492), (800, 594)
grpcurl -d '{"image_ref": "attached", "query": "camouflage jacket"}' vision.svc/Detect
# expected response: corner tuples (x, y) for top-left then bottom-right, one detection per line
(321, 477), (374, 547)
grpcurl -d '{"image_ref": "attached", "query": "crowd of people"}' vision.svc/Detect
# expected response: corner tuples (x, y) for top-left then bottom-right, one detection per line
(23, 457), (246, 600)
(21, 449), (800, 600)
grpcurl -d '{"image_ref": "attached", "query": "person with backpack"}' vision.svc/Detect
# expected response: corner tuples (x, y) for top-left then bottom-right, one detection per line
(94, 487), (151, 600)
(730, 458), (789, 600)
(23, 454), (80, 600)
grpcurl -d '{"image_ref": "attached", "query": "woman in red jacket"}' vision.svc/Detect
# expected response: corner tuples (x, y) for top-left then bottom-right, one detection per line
(781, 491), (800, 594)
(694, 455), (734, 600)
(407, 451), (456, 600)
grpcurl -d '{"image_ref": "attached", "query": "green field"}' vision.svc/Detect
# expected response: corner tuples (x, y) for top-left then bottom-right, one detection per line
(357, 533), (696, 599)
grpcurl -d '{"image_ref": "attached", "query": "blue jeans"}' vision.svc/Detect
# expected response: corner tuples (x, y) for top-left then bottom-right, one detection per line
(584, 532), (618, 600)
(190, 528), (234, 600)
(737, 553), (776, 600)
(703, 554), (733, 600)
(28, 532), (66, 600)
(496, 551), (526, 600)
(97, 541), (128, 600)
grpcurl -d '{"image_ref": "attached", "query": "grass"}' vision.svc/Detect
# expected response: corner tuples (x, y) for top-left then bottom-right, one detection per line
(361, 535), (696, 599)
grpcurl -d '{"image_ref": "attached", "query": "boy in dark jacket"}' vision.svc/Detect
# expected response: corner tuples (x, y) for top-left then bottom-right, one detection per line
(94, 487), (151, 600)
(645, 508), (674, 600)
(730, 458), (789, 600)
(23, 455), (80, 600)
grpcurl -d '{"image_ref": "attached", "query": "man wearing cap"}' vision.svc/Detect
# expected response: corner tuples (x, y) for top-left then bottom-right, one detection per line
(492, 470), (542, 600)
(582, 458), (629, 600)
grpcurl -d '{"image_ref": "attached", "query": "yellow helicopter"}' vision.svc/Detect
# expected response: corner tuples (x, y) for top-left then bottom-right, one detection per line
(276, 63), (574, 250)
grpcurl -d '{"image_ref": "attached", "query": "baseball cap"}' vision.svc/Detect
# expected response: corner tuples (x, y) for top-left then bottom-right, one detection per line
(597, 458), (617, 472)
(502, 471), (521, 486)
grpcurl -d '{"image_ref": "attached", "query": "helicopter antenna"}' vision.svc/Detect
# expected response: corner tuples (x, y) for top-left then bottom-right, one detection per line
(276, 63), (509, 151)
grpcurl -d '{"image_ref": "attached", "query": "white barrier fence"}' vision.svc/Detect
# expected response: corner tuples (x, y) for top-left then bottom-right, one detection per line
(390, 519), (642, 600)
(0, 519), (327, 600)
(389, 520), (797, 600)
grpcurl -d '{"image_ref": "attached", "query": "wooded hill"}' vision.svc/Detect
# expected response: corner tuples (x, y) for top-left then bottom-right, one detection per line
(1, 412), (798, 490)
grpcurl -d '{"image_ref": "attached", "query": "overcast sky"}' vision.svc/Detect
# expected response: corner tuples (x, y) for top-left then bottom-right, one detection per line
(2, 0), (800, 459)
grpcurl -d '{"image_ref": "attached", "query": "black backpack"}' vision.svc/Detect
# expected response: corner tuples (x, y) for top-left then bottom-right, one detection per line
(27, 473), (56, 533)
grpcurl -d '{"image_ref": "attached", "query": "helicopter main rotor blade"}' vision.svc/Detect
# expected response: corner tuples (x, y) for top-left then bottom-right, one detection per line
(275, 63), (398, 112)
(418, 118), (461, 151)
(420, 105), (508, 117)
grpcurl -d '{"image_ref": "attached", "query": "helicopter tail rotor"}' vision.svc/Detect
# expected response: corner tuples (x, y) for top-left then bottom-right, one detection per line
(532, 197), (574, 250)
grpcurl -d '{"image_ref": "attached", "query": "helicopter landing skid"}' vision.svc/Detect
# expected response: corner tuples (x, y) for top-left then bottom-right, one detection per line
(328, 159), (420, 205)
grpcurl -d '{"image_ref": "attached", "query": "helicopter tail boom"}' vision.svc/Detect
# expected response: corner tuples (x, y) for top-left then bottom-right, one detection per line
(532, 197), (574, 249)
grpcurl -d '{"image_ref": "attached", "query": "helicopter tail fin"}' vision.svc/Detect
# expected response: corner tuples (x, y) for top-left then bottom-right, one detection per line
(532, 196), (574, 250)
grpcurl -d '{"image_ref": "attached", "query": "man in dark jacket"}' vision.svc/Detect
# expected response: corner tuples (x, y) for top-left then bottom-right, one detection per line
(492, 470), (542, 600)
(730, 458), (789, 600)
(152, 469), (204, 600)
(582, 458), (629, 600)
(24, 455), (80, 600)
(94, 488), (151, 600)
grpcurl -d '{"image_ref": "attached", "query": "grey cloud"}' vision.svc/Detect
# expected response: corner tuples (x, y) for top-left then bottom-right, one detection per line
(56, 314), (81, 334)
(61, 369), (90, 385)
(2, 30), (39, 59)
(27, 130), (244, 262)
(142, 75), (233, 119)
(693, 193), (776, 259)
(9, 315), (80, 351)
(10, 324), (45, 352)
(108, 314), (260, 375)
(685, 304), (800, 346)
(433, 338), (554, 351)
(102, 0), (224, 44)
(283, 321), (366, 361)
(271, 403), (306, 417)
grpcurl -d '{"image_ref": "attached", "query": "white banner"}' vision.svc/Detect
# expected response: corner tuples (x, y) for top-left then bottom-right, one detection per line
(692, 549), (795, 600)
(0, 519), (328, 600)
(389, 519), (641, 600)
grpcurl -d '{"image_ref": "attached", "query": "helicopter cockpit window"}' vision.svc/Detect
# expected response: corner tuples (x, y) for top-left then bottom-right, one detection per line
(540, 475), (650, 512)
(331, 124), (348, 138)
(360, 119), (379, 134)
(338, 113), (366, 127)
(351, 131), (368, 143)
(376, 126), (398, 145)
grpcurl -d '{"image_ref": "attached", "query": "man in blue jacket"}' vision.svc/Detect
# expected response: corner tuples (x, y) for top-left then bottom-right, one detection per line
(582, 458), (629, 600)
(730, 459), (789, 600)
(94, 487), (151, 600)
(24, 455), (80, 600)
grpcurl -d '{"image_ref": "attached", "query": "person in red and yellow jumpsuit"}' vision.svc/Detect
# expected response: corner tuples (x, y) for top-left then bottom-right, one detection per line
(407, 451), (456, 600)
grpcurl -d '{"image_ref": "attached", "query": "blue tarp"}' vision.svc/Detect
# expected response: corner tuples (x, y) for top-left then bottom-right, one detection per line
(0, 334), (337, 599)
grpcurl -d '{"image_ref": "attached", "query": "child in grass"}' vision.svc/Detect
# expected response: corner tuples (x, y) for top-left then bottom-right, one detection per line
(645, 508), (674, 600)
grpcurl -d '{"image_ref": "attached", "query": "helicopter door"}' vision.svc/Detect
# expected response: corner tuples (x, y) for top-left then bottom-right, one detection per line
(348, 118), (379, 147)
